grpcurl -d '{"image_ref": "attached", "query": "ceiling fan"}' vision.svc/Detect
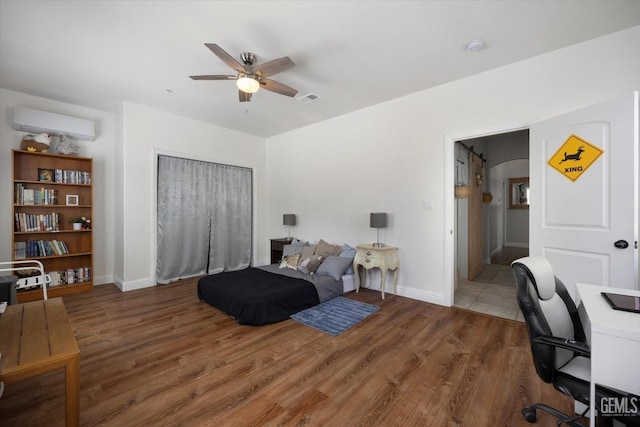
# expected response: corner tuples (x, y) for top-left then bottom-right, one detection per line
(190, 43), (298, 102)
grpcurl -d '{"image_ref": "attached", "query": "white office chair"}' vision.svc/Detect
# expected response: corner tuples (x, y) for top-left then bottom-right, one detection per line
(0, 260), (48, 300)
(512, 256), (639, 427)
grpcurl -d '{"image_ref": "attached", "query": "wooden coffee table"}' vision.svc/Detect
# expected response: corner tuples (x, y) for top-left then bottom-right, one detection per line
(0, 298), (79, 426)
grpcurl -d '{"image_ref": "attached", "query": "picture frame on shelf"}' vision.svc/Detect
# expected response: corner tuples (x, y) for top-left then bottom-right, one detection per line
(38, 168), (55, 182)
(66, 194), (79, 206)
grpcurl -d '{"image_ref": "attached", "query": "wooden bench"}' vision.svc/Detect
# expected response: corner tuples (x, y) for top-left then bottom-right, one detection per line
(0, 298), (79, 426)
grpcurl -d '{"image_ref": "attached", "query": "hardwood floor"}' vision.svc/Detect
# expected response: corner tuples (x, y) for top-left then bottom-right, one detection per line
(0, 278), (575, 426)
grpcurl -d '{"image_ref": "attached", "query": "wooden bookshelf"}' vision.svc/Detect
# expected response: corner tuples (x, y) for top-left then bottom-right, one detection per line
(11, 149), (94, 302)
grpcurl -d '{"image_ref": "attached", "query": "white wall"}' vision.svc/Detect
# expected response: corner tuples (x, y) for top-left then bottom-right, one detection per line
(2, 26), (638, 301)
(491, 159), (530, 248)
(0, 88), (116, 285)
(265, 26), (640, 305)
(117, 102), (266, 290)
(0, 96), (267, 291)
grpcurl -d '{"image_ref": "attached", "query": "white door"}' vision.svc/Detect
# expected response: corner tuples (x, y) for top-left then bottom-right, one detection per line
(530, 93), (639, 300)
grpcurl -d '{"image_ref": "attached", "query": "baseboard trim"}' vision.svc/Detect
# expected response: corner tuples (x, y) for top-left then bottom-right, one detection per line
(112, 276), (155, 292)
(505, 242), (529, 249)
(396, 285), (448, 307)
(94, 274), (114, 286)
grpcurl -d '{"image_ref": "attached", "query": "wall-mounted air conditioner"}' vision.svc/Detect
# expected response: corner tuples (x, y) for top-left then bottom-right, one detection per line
(13, 107), (96, 141)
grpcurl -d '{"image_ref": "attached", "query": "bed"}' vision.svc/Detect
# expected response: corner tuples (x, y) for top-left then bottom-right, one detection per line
(197, 239), (356, 325)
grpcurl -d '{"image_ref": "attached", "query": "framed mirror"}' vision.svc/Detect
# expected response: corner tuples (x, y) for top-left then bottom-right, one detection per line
(509, 177), (529, 209)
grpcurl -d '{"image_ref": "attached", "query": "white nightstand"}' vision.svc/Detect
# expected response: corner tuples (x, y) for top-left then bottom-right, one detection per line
(353, 244), (400, 299)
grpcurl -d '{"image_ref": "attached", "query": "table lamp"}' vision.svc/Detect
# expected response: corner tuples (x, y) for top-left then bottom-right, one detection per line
(283, 214), (296, 241)
(370, 212), (387, 247)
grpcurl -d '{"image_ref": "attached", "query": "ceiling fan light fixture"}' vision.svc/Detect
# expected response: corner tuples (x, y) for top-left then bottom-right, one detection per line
(190, 44), (297, 101)
(236, 74), (260, 93)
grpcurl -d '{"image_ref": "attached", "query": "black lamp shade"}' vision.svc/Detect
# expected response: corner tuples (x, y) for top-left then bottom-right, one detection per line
(283, 214), (297, 226)
(370, 212), (387, 228)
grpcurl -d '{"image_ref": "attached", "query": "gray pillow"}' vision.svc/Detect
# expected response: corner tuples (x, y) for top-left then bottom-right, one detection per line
(283, 239), (307, 257)
(339, 244), (356, 258)
(316, 256), (353, 281)
(339, 244), (357, 274)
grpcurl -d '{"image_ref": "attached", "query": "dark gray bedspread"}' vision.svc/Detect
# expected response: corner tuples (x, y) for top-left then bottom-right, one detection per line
(256, 264), (343, 303)
(197, 264), (346, 325)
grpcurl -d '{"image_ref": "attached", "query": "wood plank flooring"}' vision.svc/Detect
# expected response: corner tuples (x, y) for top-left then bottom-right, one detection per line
(0, 278), (575, 426)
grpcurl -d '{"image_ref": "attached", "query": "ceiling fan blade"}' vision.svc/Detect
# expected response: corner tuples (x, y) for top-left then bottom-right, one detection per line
(205, 43), (246, 73)
(189, 75), (236, 80)
(255, 56), (295, 77)
(260, 78), (298, 97)
(239, 90), (252, 102)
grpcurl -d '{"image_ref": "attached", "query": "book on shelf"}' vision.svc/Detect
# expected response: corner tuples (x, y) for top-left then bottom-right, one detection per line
(13, 267), (92, 289)
(14, 183), (21, 204)
(14, 184), (58, 205)
(14, 239), (70, 258)
(34, 188), (58, 205)
(13, 241), (26, 259)
(55, 169), (91, 185)
(22, 188), (35, 205)
(14, 212), (61, 232)
(47, 267), (91, 287)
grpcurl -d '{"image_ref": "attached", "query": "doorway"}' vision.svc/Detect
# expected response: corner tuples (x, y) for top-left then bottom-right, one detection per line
(452, 130), (529, 320)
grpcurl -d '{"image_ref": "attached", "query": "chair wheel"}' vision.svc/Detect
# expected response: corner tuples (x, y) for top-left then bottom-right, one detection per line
(522, 407), (537, 423)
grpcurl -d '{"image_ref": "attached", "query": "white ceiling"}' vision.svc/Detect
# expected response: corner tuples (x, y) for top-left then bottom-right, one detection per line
(1, 1), (639, 138)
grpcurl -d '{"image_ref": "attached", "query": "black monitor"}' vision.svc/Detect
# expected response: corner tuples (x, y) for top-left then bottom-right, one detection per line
(0, 275), (17, 305)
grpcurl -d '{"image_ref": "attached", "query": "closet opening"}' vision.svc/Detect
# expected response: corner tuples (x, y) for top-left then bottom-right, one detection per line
(155, 154), (253, 284)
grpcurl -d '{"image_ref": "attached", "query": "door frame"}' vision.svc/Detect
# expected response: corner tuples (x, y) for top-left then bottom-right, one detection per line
(444, 120), (531, 306)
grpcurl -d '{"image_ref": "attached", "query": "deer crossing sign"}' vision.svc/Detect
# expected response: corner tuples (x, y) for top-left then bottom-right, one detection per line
(547, 134), (604, 181)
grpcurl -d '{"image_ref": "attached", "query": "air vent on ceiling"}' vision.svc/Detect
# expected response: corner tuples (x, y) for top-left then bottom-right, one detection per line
(296, 93), (319, 104)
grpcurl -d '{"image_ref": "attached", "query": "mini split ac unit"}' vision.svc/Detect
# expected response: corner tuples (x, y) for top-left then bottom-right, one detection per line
(13, 107), (96, 141)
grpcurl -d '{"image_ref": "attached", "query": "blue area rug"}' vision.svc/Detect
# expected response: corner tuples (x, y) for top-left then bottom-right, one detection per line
(291, 296), (380, 336)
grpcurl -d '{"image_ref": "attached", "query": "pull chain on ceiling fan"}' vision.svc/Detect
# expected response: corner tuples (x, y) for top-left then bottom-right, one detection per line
(189, 43), (298, 103)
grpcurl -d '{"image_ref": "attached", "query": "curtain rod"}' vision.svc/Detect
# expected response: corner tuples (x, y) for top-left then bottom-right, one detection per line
(456, 141), (486, 162)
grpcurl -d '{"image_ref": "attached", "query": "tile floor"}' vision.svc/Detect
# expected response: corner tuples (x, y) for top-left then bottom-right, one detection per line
(454, 264), (523, 322)
(453, 247), (528, 322)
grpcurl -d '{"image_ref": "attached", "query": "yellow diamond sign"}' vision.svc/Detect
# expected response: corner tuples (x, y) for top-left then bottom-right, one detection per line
(548, 134), (604, 181)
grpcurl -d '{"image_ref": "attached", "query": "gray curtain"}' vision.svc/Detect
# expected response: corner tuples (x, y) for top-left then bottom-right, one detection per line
(156, 155), (252, 284)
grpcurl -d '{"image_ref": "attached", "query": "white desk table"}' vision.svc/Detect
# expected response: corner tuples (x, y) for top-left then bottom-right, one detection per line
(576, 283), (640, 427)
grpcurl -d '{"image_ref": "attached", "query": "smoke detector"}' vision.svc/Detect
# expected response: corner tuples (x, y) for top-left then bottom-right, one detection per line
(465, 39), (486, 52)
